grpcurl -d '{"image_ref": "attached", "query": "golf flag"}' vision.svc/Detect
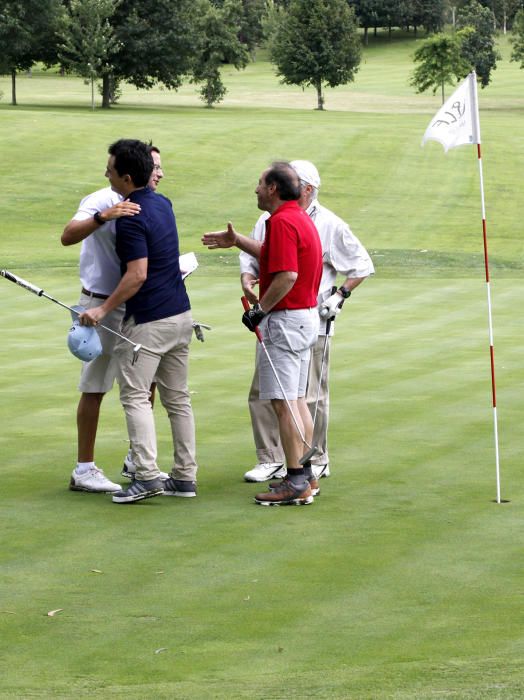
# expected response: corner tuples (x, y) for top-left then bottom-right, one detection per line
(420, 72), (504, 504)
(421, 72), (480, 152)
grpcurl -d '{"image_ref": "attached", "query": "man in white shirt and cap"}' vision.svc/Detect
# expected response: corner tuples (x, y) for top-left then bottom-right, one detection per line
(203, 160), (374, 489)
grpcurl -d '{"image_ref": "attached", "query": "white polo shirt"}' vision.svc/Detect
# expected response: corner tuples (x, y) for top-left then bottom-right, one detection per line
(73, 187), (123, 296)
(239, 199), (375, 334)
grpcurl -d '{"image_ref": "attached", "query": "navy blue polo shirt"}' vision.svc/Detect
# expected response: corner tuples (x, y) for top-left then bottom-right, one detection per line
(115, 187), (190, 323)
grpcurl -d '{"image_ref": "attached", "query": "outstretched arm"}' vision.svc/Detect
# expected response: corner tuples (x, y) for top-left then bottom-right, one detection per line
(202, 221), (262, 259)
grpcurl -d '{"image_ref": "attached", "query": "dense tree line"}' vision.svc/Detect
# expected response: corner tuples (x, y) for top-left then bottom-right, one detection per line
(346, 0), (524, 40)
(0, 0), (522, 109)
(0, 0), (261, 107)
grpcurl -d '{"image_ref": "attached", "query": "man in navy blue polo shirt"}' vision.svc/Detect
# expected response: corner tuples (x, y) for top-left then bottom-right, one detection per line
(79, 139), (198, 504)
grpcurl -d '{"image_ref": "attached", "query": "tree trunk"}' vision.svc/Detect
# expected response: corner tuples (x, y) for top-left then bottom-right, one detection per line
(102, 74), (111, 109)
(11, 70), (17, 106)
(441, 81), (445, 105)
(364, 27), (368, 46)
(315, 80), (324, 110)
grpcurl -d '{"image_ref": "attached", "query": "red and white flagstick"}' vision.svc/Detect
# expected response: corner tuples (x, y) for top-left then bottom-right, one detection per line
(471, 75), (502, 504)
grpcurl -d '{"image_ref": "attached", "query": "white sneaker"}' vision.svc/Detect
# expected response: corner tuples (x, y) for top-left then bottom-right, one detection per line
(244, 462), (286, 482)
(312, 464), (330, 479)
(70, 466), (121, 493)
(121, 451), (169, 480)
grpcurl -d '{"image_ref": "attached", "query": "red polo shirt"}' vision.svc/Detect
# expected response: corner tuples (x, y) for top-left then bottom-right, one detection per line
(259, 200), (322, 310)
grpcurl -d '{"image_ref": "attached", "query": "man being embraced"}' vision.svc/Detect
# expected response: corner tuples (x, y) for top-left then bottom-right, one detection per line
(80, 139), (198, 504)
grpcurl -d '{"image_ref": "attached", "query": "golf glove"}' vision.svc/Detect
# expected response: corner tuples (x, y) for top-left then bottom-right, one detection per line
(319, 292), (346, 320)
(192, 321), (212, 342)
(242, 303), (266, 332)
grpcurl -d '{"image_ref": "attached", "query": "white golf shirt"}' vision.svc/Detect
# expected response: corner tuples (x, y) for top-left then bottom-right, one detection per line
(73, 187), (123, 296)
(239, 199), (375, 335)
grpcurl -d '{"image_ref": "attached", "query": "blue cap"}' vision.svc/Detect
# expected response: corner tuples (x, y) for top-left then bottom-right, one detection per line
(67, 319), (103, 362)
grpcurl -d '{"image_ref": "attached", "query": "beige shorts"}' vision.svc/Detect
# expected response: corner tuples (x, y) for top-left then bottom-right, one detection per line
(77, 293), (125, 394)
(257, 308), (319, 401)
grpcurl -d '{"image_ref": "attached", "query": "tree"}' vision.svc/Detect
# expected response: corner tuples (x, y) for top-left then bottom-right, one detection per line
(102, 0), (202, 108)
(0, 0), (63, 105)
(191, 0), (249, 107)
(476, 0), (523, 32)
(238, 0), (267, 56)
(269, 0), (361, 110)
(411, 31), (472, 102)
(57, 0), (204, 109)
(212, 0), (267, 56)
(407, 0), (447, 36)
(510, 8), (524, 67)
(57, 0), (121, 110)
(349, 0), (381, 46)
(456, 0), (500, 87)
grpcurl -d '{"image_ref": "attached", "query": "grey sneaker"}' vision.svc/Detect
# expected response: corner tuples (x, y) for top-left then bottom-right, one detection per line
(112, 478), (164, 503)
(254, 480), (313, 506)
(161, 477), (197, 498)
(269, 475), (320, 496)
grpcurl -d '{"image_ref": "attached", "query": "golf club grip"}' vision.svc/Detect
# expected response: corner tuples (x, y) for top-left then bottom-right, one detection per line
(241, 295), (263, 343)
(1, 269), (43, 296)
(325, 285), (338, 335)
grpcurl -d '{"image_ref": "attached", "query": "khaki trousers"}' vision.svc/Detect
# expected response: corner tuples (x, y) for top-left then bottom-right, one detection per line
(116, 311), (197, 482)
(248, 335), (331, 466)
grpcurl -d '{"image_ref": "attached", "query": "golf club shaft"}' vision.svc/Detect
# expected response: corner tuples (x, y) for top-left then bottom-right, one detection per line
(312, 285), (337, 428)
(241, 296), (310, 449)
(1, 269), (138, 351)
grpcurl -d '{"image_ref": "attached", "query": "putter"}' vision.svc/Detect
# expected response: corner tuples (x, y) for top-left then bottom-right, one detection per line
(241, 296), (316, 465)
(1, 269), (142, 361)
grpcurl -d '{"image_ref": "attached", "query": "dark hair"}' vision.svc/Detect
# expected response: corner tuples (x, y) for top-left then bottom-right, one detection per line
(264, 161), (300, 201)
(147, 142), (160, 155)
(108, 139), (154, 187)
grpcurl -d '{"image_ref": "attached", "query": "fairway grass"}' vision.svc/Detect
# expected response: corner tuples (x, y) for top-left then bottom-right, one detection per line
(1, 31), (523, 699)
(0, 274), (522, 699)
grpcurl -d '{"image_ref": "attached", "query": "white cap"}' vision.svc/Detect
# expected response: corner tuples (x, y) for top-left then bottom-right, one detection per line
(290, 160), (321, 189)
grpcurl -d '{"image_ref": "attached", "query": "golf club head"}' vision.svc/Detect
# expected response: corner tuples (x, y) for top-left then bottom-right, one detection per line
(299, 445), (317, 465)
(132, 343), (142, 365)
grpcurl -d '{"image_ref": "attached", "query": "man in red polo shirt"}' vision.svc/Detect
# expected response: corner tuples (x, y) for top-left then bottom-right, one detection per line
(203, 161), (322, 505)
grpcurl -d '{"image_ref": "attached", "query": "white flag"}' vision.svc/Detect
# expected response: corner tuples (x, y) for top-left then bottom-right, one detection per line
(421, 73), (480, 152)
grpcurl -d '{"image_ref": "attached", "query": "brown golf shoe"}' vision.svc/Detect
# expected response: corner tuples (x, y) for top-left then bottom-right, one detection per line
(254, 480), (313, 506)
(268, 475), (320, 496)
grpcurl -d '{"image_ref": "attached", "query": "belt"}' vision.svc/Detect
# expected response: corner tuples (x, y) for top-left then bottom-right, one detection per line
(81, 287), (109, 300)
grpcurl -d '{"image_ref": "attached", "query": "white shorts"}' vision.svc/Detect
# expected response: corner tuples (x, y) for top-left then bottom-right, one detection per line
(257, 308), (319, 401)
(77, 293), (125, 394)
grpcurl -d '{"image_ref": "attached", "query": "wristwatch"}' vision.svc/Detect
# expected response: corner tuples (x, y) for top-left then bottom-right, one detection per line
(338, 286), (351, 299)
(93, 211), (104, 225)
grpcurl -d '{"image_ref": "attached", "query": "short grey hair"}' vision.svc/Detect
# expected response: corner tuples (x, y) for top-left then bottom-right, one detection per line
(299, 180), (318, 203)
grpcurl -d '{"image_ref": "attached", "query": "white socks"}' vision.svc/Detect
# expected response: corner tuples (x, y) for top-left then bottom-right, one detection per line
(76, 461), (95, 474)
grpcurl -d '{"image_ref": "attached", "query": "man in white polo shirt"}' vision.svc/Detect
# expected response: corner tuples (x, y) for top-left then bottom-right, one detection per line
(61, 146), (164, 492)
